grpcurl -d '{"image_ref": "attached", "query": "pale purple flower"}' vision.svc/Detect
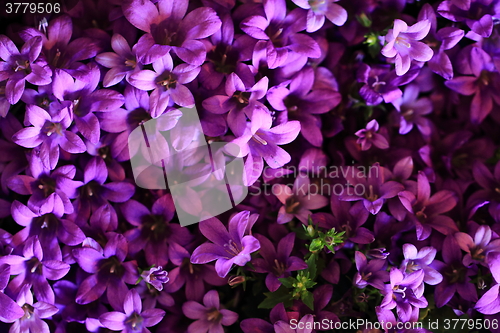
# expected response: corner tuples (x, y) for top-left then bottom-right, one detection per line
(381, 19), (433, 76)
(354, 251), (389, 290)
(291, 0), (348, 32)
(129, 54), (199, 118)
(141, 266), (169, 292)
(400, 244), (442, 285)
(99, 288), (165, 333)
(191, 211), (261, 278)
(355, 119), (389, 150)
(0, 36), (51, 104)
(392, 85), (433, 136)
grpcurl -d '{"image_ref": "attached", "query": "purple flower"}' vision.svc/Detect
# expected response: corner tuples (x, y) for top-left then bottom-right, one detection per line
(129, 54), (200, 118)
(340, 164), (404, 215)
(202, 72), (269, 134)
(9, 285), (58, 333)
(241, 303), (314, 333)
(445, 45), (500, 124)
(0, 36), (51, 104)
(357, 64), (419, 106)
(355, 120), (389, 150)
(231, 112), (300, 186)
(354, 251), (389, 290)
(380, 268), (428, 322)
(8, 152), (82, 215)
(252, 233), (307, 291)
(432, 235), (478, 307)
(325, 197), (374, 244)
(267, 66), (341, 147)
(191, 211), (261, 278)
(122, 194), (192, 267)
(52, 64), (125, 143)
(99, 288), (165, 333)
(72, 233), (139, 310)
(182, 290), (238, 333)
(95, 34), (142, 87)
(12, 104), (86, 169)
(0, 236), (70, 304)
(438, 0), (500, 39)
(476, 283), (500, 315)
(469, 160), (500, 222)
(381, 19), (433, 76)
(274, 175), (328, 224)
(392, 85), (433, 136)
(291, 0), (348, 32)
(400, 244), (442, 285)
(398, 171), (458, 240)
(455, 224), (500, 266)
(166, 243), (226, 301)
(0, 264), (24, 323)
(141, 266), (169, 292)
(20, 15), (102, 73)
(122, 0), (222, 65)
(240, 0), (321, 69)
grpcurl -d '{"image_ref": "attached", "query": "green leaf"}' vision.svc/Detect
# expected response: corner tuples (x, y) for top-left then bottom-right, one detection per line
(258, 286), (292, 309)
(279, 277), (294, 289)
(306, 253), (317, 279)
(301, 291), (314, 311)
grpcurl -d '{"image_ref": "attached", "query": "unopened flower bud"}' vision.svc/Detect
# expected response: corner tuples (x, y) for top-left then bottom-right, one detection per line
(228, 275), (245, 286)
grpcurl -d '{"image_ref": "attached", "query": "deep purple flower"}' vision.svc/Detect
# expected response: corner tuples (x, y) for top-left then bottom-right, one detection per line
(166, 243), (226, 301)
(72, 233), (139, 310)
(325, 197), (374, 244)
(392, 85), (432, 136)
(71, 157), (135, 226)
(354, 251), (389, 290)
(468, 160), (500, 222)
(438, 0), (500, 39)
(7, 152), (82, 215)
(182, 290), (238, 333)
(231, 112), (300, 186)
(291, 0), (348, 32)
(0, 264), (24, 323)
(141, 266), (169, 292)
(355, 120), (389, 150)
(20, 15), (102, 74)
(432, 235), (478, 307)
(203, 72), (269, 134)
(381, 19), (433, 76)
(267, 66), (341, 147)
(99, 288), (165, 333)
(0, 236), (70, 304)
(341, 164), (404, 215)
(398, 171), (458, 240)
(240, 0), (321, 69)
(9, 285), (58, 333)
(122, 0), (222, 65)
(0, 36), (51, 104)
(455, 224), (500, 266)
(357, 64), (419, 106)
(380, 268), (428, 322)
(122, 195), (192, 267)
(241, 303), (314, 333)
(274, 174), (328, 224)
(445, 45), (500, 124)
(12, 104), (86, 169)
(252, 233), (307, 291)
(191, 211), (261, 278)
(95, 34), (142, 87)
(129, 54), (200, 118)
(400, 244), (442, 285)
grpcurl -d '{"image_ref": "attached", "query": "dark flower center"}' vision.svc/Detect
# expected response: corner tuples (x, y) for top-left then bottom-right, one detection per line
(471, 247), (485, 261)
(27, 257), (43, 275)
(21, 303), (34, 320)
(285, 196), (301, 214)
(232, 91), (251, 105)
(402, 108), (414, 121)
(266, 24), (285, 47)
(206, 308), (223, 323)
(125, 312), (144, 331)
(127, 109), (152, 129)
(209, 45), (238, 74)
(364, 185), (378, 201)
(13, 59), (31, 74)
(223, 240), (242, 257)
(99, 255), (125, 279)
(124, 58), (137, 69)
(42, 121), (63, 137)
(157, 73), (177, 89)
(141, 215), (171, 242)
(405, 260), (420, 273)
(273, 259), (287, 276)
(35, 176), (56, 198)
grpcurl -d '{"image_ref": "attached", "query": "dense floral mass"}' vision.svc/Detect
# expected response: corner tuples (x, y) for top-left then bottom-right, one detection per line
(0, 0), (500, 332)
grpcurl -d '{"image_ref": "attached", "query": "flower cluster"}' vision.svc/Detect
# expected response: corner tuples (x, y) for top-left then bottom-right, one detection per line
(0, 0), (500, 332)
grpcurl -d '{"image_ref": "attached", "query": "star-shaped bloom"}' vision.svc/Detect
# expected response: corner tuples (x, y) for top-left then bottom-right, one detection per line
(191, 211), (261, 278)
(381, 19), (433, 76)
(291, 0), (348, 32)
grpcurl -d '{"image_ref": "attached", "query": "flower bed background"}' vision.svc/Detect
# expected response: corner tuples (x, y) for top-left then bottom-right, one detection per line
(1, 0), (500, 332)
